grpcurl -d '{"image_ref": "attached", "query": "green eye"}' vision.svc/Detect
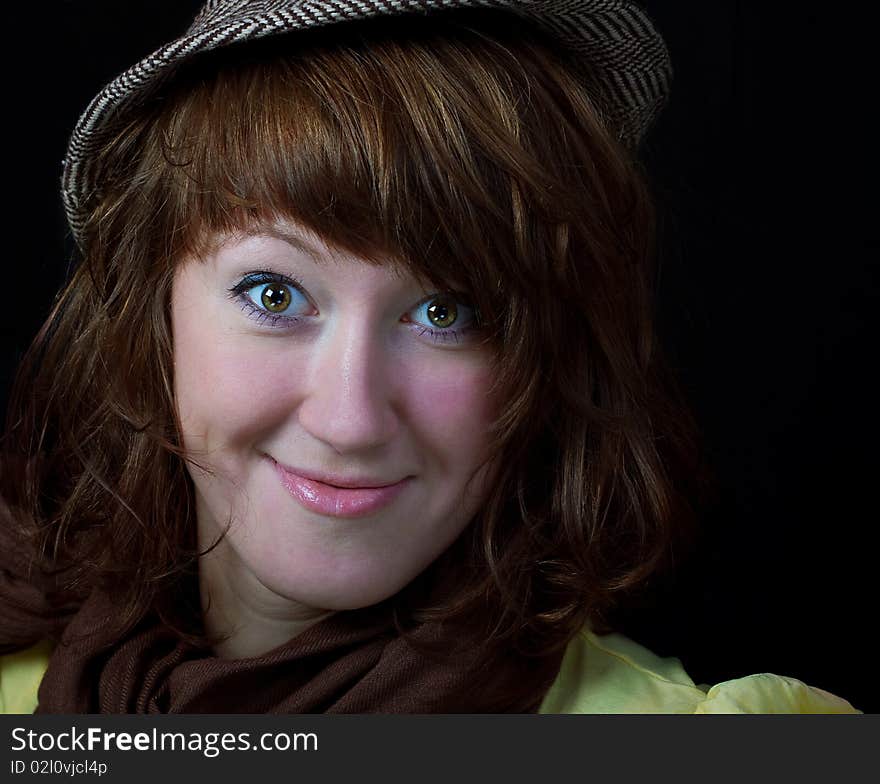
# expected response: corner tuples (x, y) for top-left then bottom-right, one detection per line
(228, 271), (313, 329)
(260, 284), (293, 313)
(425, 297), (458, 328)
(407, 293), (477, 345)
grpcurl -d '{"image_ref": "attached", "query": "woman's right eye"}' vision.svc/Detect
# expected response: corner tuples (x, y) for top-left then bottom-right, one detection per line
(227, 271), (314, 328)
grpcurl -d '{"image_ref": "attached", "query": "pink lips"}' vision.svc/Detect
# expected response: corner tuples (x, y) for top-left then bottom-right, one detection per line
(271, 459), (410, 519)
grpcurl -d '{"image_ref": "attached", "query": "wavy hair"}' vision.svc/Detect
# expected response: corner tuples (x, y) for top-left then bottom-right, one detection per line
(1, 11), (711, 666)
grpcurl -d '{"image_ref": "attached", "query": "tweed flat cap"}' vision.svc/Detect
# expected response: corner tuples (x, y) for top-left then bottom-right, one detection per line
(62, 0), (672, 250)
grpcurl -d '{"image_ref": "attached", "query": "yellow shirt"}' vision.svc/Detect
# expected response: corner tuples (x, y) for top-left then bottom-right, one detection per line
(0, 640), (52, 714)
(538, 627), (860, 713)
(0, 631), (860, 714)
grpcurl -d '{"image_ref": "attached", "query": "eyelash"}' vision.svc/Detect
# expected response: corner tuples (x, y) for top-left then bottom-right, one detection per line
(406, 297), (477, 345)
(226, 269), (306, 329)
(226, 269), (479, 343)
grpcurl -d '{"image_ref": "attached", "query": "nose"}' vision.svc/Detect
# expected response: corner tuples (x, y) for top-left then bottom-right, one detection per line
(297, 317), (400, 454)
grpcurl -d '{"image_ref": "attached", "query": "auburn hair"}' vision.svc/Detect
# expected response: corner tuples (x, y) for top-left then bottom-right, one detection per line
(1, 11), (711, 664)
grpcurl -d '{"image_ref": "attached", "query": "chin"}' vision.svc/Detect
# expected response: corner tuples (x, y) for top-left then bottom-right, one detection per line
(257, 559), (426, 612)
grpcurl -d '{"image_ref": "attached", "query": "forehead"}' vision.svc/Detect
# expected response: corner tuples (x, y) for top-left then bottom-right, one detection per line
(199, 219), (379, 267)
(186, 219), (432, 295)
(198, 218), (466, 290)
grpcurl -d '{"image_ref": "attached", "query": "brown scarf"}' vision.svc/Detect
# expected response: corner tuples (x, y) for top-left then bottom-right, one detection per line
(1, 513), (561, 713)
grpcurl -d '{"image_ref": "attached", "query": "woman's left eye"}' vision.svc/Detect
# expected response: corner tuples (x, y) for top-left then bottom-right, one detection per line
(227, 271), (312, 328)
(405, 293), (478, 344)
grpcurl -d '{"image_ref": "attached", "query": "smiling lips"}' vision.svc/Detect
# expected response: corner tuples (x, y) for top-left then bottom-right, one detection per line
(271, 458), (410, 518)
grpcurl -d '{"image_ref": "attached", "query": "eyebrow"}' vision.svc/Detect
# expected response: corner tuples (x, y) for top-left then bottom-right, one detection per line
(245, 225), (326, 263)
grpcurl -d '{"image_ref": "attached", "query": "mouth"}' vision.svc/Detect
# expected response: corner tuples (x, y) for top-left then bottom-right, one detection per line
(269, 457), (411, 519)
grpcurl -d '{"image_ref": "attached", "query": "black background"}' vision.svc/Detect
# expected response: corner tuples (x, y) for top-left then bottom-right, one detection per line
(3, 2), (876, 712)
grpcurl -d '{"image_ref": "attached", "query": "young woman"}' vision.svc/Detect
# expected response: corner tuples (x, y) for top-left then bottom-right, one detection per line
(0, 0), (859, 713)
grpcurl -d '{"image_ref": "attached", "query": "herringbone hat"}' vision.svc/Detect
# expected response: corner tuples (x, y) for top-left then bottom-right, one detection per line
(62, 0), (672, 250)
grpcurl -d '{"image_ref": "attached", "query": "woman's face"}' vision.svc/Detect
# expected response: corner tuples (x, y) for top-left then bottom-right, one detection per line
(171, 221), (497, 616)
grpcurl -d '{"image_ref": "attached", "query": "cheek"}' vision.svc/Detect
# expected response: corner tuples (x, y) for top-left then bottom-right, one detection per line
(173, 322), (296, 449)
(401, 360), (496, 464)
(412, 374), (487, 422)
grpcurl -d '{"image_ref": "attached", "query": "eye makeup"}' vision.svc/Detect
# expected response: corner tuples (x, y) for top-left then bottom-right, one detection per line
(403, 293), (479, 345)
(226, 269), (312, 329)
(226, 268), (480, 345)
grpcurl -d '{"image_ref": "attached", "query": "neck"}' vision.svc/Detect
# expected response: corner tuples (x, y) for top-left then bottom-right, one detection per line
(198, 536), (333, 660)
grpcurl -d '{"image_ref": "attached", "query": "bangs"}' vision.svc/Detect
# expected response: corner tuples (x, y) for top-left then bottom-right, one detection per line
(129, 11), (602, 335)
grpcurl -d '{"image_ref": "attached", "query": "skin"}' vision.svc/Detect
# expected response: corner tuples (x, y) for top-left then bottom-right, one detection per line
(170, 221), (498, 658)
